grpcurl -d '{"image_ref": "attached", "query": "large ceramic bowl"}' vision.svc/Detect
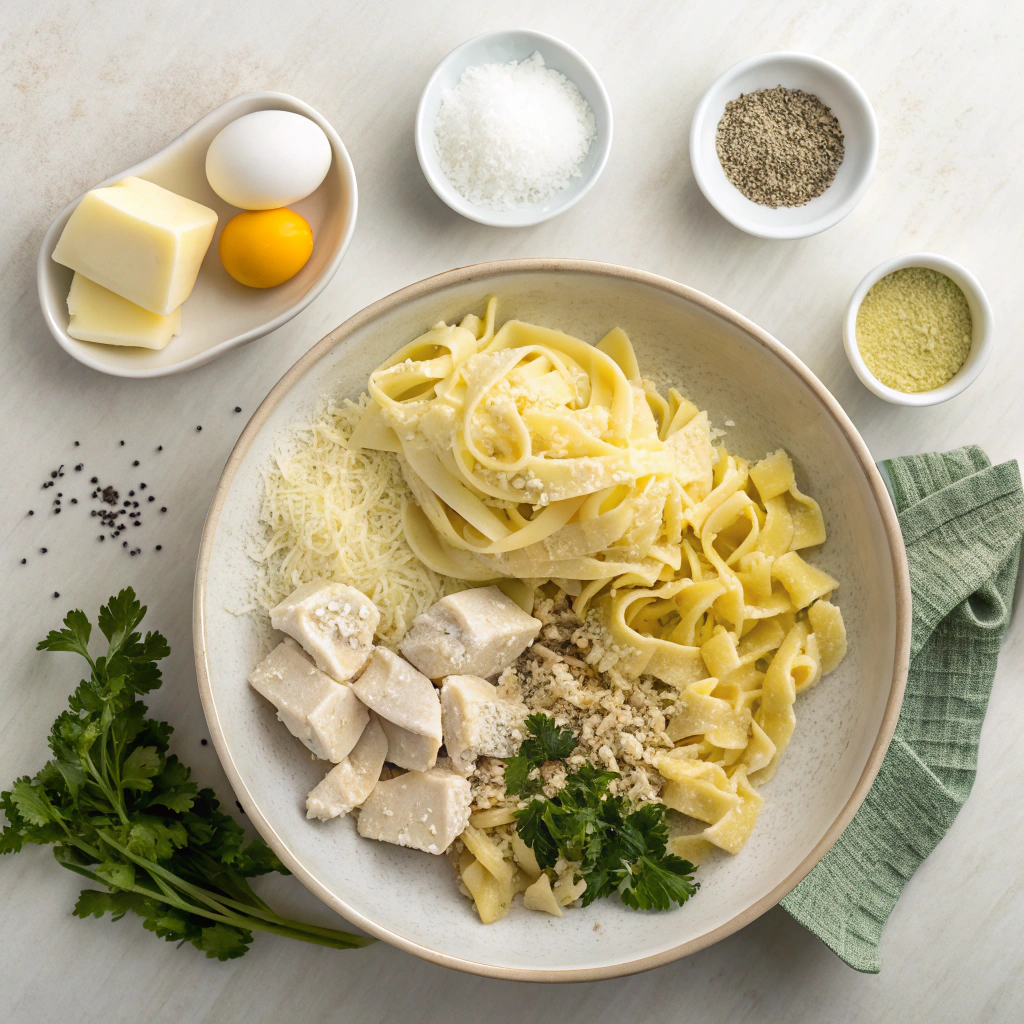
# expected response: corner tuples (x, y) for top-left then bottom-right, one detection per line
(194, 260), (910, 982)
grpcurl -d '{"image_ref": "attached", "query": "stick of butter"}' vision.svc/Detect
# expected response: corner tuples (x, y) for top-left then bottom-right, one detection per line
(52, 177), (217, 316)
(66, 273), (181, 350)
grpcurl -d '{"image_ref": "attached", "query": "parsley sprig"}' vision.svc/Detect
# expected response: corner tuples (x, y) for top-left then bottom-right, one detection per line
(503, 712), (577, 795)
(0, 589), (373, 960)
(505, 715), (699, 912)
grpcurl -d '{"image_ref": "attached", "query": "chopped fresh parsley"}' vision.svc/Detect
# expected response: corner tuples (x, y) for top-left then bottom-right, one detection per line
(505, 717), (699, 912)
(0, 589), (374, 960)
(503, 712), (577, 796)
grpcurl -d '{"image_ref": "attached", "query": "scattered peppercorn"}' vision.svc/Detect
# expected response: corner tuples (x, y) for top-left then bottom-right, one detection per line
(234, 407), (241, 413)
(28, 510), (33, 516)
(90, 477), (98, 484)
(20, 558), (26, 564)
(196, 426), (202, 432)
(201, 738), (207, 745)
(74, 441), (80, 447)
(161, 507), (167, 513)
(75, 464), (83, 471)
(148, 496), (155, 502)
(157, 446), (163, 452)
(119, 441), (124, 446)
(155, 545), (162, 551)
(40, 548), (47, 554)
(53, 592), (60, 599)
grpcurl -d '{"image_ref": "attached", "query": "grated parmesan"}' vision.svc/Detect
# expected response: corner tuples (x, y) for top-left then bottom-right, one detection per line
(252, 395), (465, 643)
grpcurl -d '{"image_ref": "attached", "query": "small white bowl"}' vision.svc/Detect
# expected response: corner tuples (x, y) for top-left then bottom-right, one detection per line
(37, 92), (358, 378)
(843, 252), (994, 406)
(690, 52), (878, 239)
(415, 29), (613, 227)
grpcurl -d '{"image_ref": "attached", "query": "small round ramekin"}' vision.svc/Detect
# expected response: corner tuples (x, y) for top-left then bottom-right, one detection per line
(843, 252), (994, 406)
(690, 52), (878, 240)
(415, 29), (613, 227)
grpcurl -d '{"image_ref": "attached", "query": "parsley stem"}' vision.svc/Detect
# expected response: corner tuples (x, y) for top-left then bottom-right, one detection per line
(97, 831), (367, 945)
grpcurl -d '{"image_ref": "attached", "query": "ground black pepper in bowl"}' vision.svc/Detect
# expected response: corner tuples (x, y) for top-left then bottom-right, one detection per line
(715, 86), (844, 208)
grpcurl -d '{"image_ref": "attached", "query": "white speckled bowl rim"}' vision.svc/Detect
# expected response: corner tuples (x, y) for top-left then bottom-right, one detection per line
(194, 259), (910, 982)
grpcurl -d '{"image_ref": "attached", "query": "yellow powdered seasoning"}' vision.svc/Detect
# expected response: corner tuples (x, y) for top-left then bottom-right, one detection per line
(856, 267), (973, 392)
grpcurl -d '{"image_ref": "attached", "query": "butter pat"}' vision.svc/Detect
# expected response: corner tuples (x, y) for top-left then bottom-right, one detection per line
(52, 176), (217, 315)
(66, 273), (181, 350)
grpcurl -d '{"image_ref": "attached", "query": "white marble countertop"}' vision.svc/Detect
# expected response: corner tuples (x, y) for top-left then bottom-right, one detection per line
(2, 1), (1021, 1020)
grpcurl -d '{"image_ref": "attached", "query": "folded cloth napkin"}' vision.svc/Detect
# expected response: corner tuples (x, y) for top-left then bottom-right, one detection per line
(781, 445), (1024, 973)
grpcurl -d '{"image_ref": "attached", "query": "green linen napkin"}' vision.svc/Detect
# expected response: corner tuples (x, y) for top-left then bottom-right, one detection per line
(780, 445), (1024, 973)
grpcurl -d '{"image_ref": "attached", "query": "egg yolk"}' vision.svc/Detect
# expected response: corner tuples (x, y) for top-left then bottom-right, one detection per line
(218, 208), (314, 288)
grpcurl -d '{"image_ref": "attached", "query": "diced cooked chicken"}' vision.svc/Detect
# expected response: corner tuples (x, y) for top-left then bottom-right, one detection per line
(350, 648), (442, 749)
(440, 674), (528, 775)
(306, 714), (389, 821)
(356, 761), (471, 854)
(270, 580), (379, 683)
(248, 639), (368, 762)
(399, 586), (541, 680)
(378, 717), (440, 772)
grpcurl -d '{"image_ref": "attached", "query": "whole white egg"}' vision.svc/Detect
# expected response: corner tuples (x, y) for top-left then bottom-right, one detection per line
(205, 110), (333, 210)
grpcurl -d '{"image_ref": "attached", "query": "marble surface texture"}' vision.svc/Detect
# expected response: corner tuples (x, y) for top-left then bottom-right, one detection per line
(1, 1), (1021, 1021)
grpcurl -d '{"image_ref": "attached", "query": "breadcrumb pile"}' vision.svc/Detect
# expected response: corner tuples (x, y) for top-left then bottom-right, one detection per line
(475, 593), (681, 807)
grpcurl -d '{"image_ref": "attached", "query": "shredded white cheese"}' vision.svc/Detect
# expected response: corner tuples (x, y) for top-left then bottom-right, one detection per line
(252, 396), (464, 642)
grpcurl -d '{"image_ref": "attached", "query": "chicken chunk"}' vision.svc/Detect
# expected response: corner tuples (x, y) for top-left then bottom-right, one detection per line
(440, 674), (528, 775)
(350, 648), (442, 744)
(306, 714), (389, 821)
(356, 761), (471, 854)
(248, 639), (368, 762)
(399, 586), (541, 680)
(378, 717), (440, 772)
(270, 580), (379, 683)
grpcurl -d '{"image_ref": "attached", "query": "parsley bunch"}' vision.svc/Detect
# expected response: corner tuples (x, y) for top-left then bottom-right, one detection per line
(505, 714), (699, 912)
(0, 589), (373, 960)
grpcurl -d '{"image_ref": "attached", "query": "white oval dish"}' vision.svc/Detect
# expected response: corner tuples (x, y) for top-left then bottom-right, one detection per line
(37, 92), (358, 378)
(194, 260), (910, 982)
(415, 30), (613, 227)
(690, 52), (878, 240)
(843, 252), (994, 406)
